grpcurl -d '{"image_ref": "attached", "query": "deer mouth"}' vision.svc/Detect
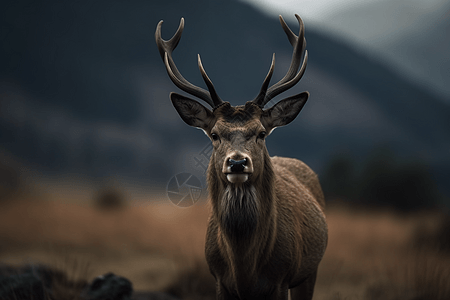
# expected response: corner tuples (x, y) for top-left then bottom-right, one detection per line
(223, 156), (253, 184)
(225, 173), (250, 184)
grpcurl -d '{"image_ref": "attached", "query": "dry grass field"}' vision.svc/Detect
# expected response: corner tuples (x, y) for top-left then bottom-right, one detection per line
(0, 178), (449, 300)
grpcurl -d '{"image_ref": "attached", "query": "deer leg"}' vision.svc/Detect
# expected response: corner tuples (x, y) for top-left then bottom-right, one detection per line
(289, 271), (318, 300)
(271, 284), (290, 300)
(215, 281), (238, 300)
(280, 287), (290, 300)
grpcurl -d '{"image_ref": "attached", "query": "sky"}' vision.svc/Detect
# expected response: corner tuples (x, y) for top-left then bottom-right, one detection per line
(242, 0), (383, 23)
(241, 0), (447, 30)
(241, 0), (450, 101)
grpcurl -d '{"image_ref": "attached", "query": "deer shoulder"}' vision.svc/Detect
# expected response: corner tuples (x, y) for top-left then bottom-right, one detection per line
(271, 156), (325, 210)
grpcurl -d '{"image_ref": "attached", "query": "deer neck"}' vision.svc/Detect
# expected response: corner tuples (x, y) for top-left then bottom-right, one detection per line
(207, 151), (277, 257)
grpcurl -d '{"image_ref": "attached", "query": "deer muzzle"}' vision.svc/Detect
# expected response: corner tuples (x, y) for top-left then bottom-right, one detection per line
(223, 154), (253, 184)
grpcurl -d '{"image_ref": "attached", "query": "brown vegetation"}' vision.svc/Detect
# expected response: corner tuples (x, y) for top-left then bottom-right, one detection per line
(93, 187), (128, 210)
(0, 181), (449, 299)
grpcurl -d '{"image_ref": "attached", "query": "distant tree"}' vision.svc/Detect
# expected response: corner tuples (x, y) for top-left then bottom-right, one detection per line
(93, 188), (127, 210)
(357, 147), (398, 207)
(358, 147), (439, 211)
(0, 159), (21, 203)
(321, 153), (355, 201)
(322, 147), (440, 211)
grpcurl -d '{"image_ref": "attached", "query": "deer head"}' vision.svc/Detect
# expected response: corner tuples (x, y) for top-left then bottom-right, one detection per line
(155, 15), (308, 186)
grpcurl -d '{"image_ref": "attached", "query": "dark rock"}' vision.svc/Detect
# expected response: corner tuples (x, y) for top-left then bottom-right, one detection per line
(84, 272), (133, 300)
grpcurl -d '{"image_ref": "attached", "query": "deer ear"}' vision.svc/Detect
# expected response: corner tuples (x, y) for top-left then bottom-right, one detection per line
(170, 92), (214, 130)
(261, 92), (309, 132)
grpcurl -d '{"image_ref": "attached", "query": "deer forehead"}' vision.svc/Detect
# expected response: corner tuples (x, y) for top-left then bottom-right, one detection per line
(212, 119), (264, 140)
(213, 102), (264, 127)
(214, 102), (260, 119)
(212, 105), (264, 136)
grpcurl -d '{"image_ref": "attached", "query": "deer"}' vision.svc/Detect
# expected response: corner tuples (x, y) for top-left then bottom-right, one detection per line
(155, 14), (328, 300)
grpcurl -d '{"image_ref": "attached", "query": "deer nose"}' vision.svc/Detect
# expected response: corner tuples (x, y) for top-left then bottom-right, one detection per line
(228, 158), (247, 173)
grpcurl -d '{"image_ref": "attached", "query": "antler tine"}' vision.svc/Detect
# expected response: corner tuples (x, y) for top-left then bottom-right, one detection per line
(155, 18), (183, 60)
(275, 14), (305, 81)
(280, 14), (305, 49)
(253, 53), (275, 107)
(161, 53), (211, 107)
(198, 54), (223, 107)
(265, 50), (308, 101)
(253, 14), (308, 107)
(155, 18), (220, 108)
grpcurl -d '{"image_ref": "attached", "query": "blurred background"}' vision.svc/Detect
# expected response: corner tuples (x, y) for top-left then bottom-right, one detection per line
(0, 0), (449, 299)
(1, 0), (449, 209)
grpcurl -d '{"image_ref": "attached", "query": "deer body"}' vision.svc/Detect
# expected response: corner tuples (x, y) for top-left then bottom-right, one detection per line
(156, 14), (328, 300)
(203, 106), (327, 300)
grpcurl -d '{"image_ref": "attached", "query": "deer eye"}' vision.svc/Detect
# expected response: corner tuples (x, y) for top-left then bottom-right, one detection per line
(211, 133), (219, 141)
(258, 131), (266, 140)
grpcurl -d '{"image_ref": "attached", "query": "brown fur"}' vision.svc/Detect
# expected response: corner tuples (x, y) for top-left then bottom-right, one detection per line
(156, 14), (327, 300)
(205, 148), (327, 300)
(169, 99), (328, 299)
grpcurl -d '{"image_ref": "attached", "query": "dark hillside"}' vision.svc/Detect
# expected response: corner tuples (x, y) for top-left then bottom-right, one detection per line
(1, 0), (449, 207)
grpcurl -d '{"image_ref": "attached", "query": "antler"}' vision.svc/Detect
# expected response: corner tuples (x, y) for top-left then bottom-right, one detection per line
(155, 18), (223, 108)
(253, 14), (308, 108)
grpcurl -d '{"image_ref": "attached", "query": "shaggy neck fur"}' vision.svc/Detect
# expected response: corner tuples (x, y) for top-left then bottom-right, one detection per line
(207, 150), (276, 257)
(207, 149), (279, 297)
(219, 184), (259, 242)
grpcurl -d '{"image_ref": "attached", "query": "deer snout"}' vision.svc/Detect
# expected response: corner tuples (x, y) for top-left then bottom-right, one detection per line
(223, 154), (253, 184)
(229, 158), (247, 173)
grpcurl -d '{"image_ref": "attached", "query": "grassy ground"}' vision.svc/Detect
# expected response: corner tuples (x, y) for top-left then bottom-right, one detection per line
(0, 180), (449, 299)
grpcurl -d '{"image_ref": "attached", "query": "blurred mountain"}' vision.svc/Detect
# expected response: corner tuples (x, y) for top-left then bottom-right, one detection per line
(1, 0), (449, 205)
(322, 0), (450, 100)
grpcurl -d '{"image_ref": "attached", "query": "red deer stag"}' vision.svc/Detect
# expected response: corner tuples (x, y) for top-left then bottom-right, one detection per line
(155, 15), (328, 300)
